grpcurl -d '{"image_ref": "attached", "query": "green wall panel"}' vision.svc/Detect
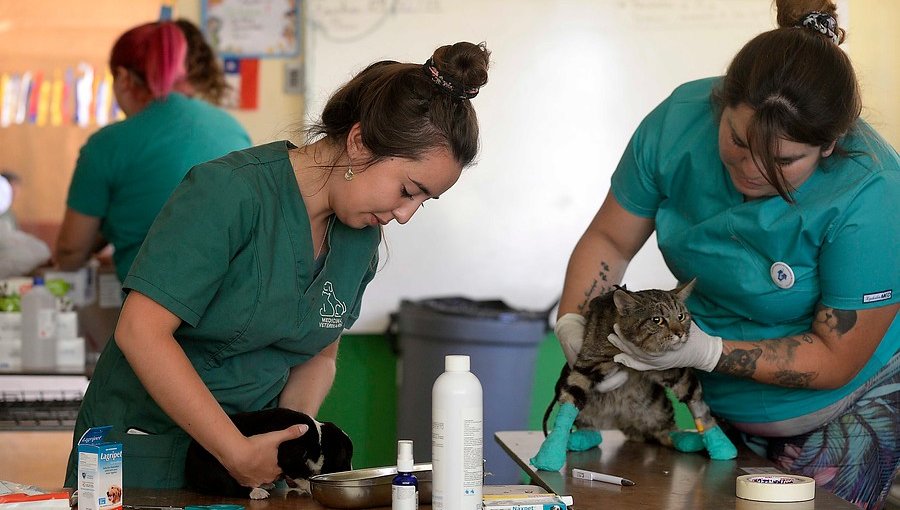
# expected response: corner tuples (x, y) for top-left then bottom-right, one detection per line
(317, 333), (398, 469)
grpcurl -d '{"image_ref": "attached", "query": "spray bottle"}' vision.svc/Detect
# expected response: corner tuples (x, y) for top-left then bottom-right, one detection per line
(392, 439), (418, 510)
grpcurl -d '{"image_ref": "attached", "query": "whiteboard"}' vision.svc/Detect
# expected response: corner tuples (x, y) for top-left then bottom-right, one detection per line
(305, 0), (777, 333)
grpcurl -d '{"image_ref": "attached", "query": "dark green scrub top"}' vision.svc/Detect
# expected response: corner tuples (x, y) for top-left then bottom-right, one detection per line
(65, 142), (380, 488)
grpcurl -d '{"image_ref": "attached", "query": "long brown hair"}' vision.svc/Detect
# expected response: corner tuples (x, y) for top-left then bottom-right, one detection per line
(307, 42), (490, 169)
(713, 0), (861, 202)
(175, 18), (230, 106)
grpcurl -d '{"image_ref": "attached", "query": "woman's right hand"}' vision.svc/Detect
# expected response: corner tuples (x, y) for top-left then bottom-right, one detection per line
(223, 424), (309, 488)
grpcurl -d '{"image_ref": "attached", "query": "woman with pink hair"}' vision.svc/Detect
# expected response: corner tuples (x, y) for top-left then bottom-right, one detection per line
(55, 21), (250, 284)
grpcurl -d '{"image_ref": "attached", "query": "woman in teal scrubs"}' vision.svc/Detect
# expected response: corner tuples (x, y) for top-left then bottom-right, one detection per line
(555, 2), (898, 508)
(64, 42), (491, 489)
(54, 21), (250, 283)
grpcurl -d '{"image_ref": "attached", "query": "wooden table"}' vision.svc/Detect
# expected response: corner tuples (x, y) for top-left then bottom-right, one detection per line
(494, 430), (857, 510)
(117, 488), (412, 510)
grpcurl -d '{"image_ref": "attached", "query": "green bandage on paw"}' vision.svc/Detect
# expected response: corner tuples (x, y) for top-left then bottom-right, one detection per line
(702, 425), (737, 460)
(568, 429), (602, 451)
(670, 430), (705, 453)
(530, 402), (579, 471)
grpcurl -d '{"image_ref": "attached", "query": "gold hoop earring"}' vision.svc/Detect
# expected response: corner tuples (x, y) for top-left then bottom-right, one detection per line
(344, 164), (354, 181)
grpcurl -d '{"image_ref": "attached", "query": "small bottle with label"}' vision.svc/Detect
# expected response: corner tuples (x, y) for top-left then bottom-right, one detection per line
(392, 439), (418, 510)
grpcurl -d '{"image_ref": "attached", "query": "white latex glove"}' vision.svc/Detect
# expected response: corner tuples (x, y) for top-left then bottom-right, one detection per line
(608, 322), (722, 372)
(555, 313), (586, 368)
(595, 366), (629, 392)
(556, 313), (630, 392)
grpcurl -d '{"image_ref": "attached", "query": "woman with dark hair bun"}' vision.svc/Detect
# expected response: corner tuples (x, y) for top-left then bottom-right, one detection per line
(65, 41), (490, 489)
(553, 1), (898, 507)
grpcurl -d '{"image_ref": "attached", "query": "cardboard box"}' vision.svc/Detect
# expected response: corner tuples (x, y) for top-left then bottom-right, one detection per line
(77, 426), (122, 510)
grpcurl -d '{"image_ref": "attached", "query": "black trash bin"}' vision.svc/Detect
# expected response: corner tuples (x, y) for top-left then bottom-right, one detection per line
(395, 297), (549, 484)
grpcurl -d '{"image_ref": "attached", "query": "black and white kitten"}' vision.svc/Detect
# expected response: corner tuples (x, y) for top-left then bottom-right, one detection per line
(185, 407), (353, 499)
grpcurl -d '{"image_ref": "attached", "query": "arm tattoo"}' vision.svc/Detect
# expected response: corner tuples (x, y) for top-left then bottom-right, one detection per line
(576, 261), (613, 313)
(813, 304), (857, 336)
(759, 338), (801, 366)
(773, 370), (817, 388)
(716, 347), (762, 377)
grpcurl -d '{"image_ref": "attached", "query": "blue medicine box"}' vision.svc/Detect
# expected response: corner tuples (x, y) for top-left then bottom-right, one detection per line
(77, 426), (123, 510)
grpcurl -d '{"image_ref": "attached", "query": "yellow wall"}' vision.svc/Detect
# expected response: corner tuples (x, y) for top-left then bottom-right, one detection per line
(850, 0), (899, 146)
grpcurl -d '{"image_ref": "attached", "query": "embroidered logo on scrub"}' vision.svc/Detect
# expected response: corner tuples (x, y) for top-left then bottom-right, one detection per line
(770, 262), (795, 289)
(863, 290), (892, 304)
(319, 281), (347, 329)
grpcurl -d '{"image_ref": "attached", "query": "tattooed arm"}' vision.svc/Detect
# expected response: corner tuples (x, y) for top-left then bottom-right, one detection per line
(717, 302), (899, 389)
(558, 193), (655, 317)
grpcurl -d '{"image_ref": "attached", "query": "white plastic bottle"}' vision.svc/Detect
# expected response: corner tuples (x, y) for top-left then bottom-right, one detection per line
(21, 276), (57, 370)
(431, 355), (483, 510)
(392, 439), (418, 510)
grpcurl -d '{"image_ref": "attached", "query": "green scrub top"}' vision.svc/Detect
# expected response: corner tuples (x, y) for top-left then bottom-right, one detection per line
(611, 77), (900, 424)
(65, 141), (380, 488)
(66, 93), (251, 282)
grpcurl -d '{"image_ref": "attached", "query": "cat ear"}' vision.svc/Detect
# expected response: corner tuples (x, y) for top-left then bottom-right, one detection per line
(675, 278), (697, 300)
(613, 289), (638, 313)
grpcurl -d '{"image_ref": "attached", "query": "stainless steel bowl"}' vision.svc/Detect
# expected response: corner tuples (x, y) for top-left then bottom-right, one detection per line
(309, 463), (432, 509)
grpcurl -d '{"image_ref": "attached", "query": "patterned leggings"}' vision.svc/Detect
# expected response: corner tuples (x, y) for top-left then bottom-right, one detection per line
(743, 353), (900, 510)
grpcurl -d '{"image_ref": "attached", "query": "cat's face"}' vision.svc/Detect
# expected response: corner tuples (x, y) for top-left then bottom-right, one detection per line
(612, 279), (695, 353)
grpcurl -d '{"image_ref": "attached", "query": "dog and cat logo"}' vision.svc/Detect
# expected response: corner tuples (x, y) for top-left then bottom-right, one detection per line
(319, 281), (347, 329)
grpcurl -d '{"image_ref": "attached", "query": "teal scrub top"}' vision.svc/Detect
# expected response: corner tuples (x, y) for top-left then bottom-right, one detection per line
(66, 93), (251, 282)
(611, 77), (900, 424)
(65, 141), (380, 488)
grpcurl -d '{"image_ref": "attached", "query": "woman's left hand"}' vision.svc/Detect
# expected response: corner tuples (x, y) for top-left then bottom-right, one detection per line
(608, 322), (722, 372)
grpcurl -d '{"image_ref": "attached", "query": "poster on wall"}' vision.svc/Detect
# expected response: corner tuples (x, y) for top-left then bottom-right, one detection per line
(201, 0), (300, 58)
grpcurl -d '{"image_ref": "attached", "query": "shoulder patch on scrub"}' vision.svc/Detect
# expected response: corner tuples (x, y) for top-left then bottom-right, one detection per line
(863, 290), (892, 303)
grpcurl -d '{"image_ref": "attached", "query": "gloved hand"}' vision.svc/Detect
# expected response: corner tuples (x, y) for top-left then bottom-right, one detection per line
(555, 313), (586, 368)
(608, 322), (722, 372)
(595, 366), (629, 392)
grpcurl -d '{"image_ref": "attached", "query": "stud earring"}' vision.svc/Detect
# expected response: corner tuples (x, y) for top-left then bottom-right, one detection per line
(344, 164), (354, 181)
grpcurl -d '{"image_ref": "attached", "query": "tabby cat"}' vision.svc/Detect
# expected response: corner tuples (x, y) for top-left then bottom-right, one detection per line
(543, 279), (723, 449)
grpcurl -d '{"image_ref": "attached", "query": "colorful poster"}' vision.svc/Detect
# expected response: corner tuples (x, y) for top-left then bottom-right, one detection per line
(202, 0), (299, 58)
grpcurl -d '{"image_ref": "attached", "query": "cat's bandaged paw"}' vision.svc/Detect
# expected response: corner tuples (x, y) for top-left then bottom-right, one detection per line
(568, 429), (602, 451)
(555, 313), (586, 368)
(609, 323), (722, 372)
(669, 430), (705, 453)
(702, 425), (737, 460)
(530, 402), (579, 471)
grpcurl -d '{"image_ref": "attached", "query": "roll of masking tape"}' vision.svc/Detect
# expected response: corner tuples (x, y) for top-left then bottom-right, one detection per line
(736, 474), (816, 502)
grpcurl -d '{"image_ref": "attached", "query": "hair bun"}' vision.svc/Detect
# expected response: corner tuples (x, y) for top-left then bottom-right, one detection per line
(427, 42), (490, 99)
(775, 0), (844, 44)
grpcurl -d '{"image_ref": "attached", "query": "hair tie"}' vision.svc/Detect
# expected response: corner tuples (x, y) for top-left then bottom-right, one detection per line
(422, 57), (479, 100)
(797, 11), (839, 44)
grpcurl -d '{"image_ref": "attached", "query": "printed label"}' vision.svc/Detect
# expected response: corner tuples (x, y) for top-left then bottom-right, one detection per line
(318, 281), (346, 329)
(863, 290), (892, 303)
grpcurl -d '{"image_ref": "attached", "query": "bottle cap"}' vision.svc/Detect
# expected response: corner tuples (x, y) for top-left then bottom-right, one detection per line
(397, 439), (414, 472)
(445, 354), (470, 372)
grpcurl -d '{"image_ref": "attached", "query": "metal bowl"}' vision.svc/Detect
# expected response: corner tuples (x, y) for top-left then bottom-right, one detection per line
(309, 463), (432, 509)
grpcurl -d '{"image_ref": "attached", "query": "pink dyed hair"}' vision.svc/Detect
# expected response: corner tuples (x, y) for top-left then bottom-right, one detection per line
(109, 22), (187, 99)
